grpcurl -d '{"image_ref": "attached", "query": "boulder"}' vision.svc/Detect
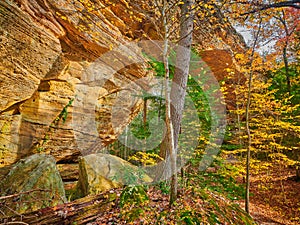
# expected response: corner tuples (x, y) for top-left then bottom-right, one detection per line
(76, 153), (152, 197)
(0, 154), (66, 217)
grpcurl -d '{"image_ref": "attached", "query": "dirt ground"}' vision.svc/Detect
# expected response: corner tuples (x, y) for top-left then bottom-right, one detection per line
(238, 165), (300, 225)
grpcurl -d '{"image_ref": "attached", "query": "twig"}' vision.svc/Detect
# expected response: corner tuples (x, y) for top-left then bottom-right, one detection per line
(0, 189), (50, 201)
(241, 0), (300, 16)
(0, 222), (29, 225)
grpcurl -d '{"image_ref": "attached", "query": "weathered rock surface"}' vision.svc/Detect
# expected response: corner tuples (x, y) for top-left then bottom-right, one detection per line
(0, 154), (66, 217)
(0, 1), (62, 112)
(76, 153), (152, 197)
(0, 0), (246, 168)
(57, 163), (79, 181)
(0, 0), (147, 167)
(200, 49), (246, 110)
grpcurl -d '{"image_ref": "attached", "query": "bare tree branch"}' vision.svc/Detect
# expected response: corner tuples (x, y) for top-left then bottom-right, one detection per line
(241, 0), (300, 15)
(0, 189), (50, 201)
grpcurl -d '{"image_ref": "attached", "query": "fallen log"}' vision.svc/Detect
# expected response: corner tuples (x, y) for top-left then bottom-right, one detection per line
(1, 190), (118, 225)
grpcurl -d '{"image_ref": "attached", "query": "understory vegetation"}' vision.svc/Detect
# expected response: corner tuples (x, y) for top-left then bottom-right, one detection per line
(103, 47), (300, 224)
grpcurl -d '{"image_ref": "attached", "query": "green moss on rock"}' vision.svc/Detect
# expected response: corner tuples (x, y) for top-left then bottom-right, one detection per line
(0, 154), (66, 217)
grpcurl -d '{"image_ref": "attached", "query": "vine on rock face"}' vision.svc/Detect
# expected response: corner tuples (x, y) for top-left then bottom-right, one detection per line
(35, 98), (74, 153)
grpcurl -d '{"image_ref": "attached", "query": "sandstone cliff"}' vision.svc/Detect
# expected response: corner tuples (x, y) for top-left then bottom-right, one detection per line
(0, 0), (147, 167)
(0, 0), (245, 168)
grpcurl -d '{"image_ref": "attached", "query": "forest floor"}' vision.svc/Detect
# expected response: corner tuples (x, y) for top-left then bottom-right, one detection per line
(89, 163), (300, 224)
(3, 161), (298, 224)
(238, 164), (300, 225)
(91, 185), (253, 225)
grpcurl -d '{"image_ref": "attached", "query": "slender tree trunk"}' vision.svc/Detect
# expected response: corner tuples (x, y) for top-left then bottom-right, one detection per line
(161, 0), (176, 206)
(172, 0), (194, 155)
(152, 0), (194, 205)
(124, 126), (128, 160)
(245, 72), (252, 214)
(245, 20), (262, 214)
(283, 45), (291, 94)
(236, 74), (243, 149)
(143, 99), (147, 127)
(277, 10), (291, 95)
(169, 0), (195, 205)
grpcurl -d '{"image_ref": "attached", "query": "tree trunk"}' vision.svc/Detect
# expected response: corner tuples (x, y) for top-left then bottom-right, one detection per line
(1, 192), (117, 224)
(283, 45), (291, 94)
(245, 19), (262, 215)
(161, 0), (176, 206)
(143, 99), (147, 127)
(169, 0), (195, 206)
(278, 10), (291, 95)
(245, 65), (253, 215)
(152, 0), (194, 205)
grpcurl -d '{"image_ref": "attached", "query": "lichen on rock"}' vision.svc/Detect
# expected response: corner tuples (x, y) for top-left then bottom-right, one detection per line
(0, 154), (66, 217)
(74, 153), (152, 198)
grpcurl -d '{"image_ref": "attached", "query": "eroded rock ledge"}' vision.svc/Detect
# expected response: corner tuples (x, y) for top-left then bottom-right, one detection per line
(0, 0), (246, 168)
(0, 0), (149, 166)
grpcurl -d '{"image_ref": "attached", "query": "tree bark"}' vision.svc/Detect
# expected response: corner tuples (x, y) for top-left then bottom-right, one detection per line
(151, 0), (194, 206)
(283, 46), (291, 94)
(169, 0), (195, 205)
(245, 63), (253, 214)
(143, 99), (147, 127)
(245, 19), (262, 214)
(1, 192), (117, 225)
(161, 0), (175, 206)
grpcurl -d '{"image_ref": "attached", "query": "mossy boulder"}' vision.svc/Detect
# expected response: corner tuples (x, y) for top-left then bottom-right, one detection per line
(75, 153), (152, 198)
(0, 154), (66, 217)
